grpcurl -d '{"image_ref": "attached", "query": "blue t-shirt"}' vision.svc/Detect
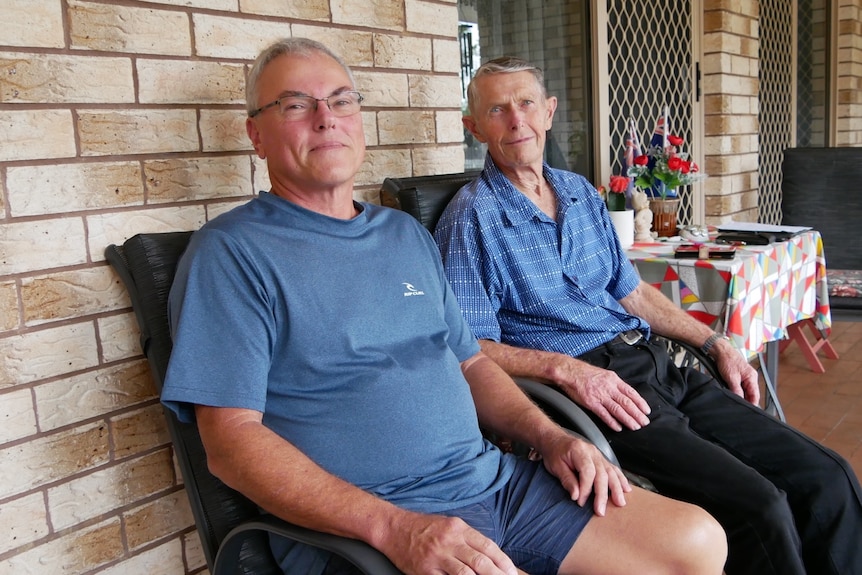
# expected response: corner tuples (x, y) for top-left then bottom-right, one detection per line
(434, 155), (649, 357)
(162, 192), (513, 572)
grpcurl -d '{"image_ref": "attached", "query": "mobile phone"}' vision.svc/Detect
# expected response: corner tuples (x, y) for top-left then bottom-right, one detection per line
(674, 244), (736, 259)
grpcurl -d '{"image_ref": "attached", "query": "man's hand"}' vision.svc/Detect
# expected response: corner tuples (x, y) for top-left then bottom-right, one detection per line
(711, 339), (761, 405)
(539, 432), (631, 516)
(553, 360), (651, 432)
(379, 511), (517, 575)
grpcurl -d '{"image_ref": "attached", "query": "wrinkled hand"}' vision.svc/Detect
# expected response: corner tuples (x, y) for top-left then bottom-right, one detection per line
(540, 432), (631, 516)
(712, 343), (760, 405)
(381, 511), (517, 575)
(555, 361), (651, 432)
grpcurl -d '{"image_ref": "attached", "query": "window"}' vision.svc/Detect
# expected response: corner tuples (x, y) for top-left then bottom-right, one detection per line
(457, 0), (594, 180)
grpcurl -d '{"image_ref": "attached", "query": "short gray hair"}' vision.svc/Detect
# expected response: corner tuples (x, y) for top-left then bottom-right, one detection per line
(466, 56), (547, 115)
(245, 37), (356, 116)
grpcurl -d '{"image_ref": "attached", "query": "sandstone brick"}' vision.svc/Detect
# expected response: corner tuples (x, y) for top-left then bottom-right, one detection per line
(331, 0), (403, 30)
(201, 109), (252, 152)
(207, 198), (254, 220)
(0, 110), (75, 162)
(252, 156), (271, 193)
(183, 530), (207, 572)
(192, 14), (292, 60)
(355, 148), (411, 187)
(97, 313), (140, 364)
(353, 71), (410, 107)
(0, 53), (134, 104)
(6, 162), (143, 218)
(124, 491), (194, 550)
(240, 0), (330, 20)
(110, 403), (170, 459)
(362, 111), (379, 146)
(0, 281), (18, 333)
(408, 74), (462, 108)
(142, 0), (236, 9)
(95, 539), (186, 575)
(144, 156), (252, 203)
(411, 144), (464, 177)
(21, 267), (127, 327)
(77, 109), (199, 156)
(35, 360), (155, 432)
(433, 39), (461, 73)
(86, 205), (207, 263)
(0, 387), (36, 444)
(0, 0), (63, 49)
(378, 110), (436, 145)
(48, 449), (174, 530)
(1, 322), (98, 388)
(0, 518), (123, 575)
(68, 0), (192, 56)
(405, 0), (458, 37)
(0, 217), (87, 276)
(435, 110), (464, 143)
(137, 59), (245, 104)
(291, 25), (375, 68)
(374, 35), (433, 70)
(0, 422), (109, 499)
(0, 492), (48, 555)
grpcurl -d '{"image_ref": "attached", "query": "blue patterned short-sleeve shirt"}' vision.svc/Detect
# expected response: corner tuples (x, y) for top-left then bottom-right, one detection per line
(434, 155), (650, 357)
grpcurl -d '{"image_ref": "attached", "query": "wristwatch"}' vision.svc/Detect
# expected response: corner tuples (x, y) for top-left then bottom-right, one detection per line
(700, 332), (729, 357)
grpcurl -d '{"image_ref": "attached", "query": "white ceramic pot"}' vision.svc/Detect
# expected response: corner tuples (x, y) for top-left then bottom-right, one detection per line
(609, 209), (635, 248)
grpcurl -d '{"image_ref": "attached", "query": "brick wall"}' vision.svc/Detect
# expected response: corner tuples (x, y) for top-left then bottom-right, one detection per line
(0, 1), (460, 573)
(702, 0), (761, 222)
(837, 0), (862, 145)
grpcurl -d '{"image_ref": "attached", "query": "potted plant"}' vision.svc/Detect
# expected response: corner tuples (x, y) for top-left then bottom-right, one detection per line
(599, 175), (634, 248)
(627, 121), (706, 237)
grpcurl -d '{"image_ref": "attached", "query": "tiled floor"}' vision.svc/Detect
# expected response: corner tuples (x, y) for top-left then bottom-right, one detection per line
(776, 320), (862, 479)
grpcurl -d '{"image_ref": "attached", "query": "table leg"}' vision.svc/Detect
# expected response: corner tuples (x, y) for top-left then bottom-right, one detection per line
(759, 341), (786, 421)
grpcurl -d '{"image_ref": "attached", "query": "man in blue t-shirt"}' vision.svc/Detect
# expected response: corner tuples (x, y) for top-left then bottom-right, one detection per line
(161, 38), (727, 575)
(434, 55), (862, 575)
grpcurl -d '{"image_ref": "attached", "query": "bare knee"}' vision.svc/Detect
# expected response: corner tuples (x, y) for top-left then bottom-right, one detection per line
(668, 503), (727, 575)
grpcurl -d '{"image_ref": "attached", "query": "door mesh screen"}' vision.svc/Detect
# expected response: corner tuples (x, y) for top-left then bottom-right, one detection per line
(758, 0), (795, 224)
(606, 0), (695, 226)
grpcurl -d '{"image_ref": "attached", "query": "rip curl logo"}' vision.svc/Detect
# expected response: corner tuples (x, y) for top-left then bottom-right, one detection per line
(402, 282), (425, 297)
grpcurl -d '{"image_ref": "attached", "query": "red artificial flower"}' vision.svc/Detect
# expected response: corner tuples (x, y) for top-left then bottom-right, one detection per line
(668, 134), (684, 146)
(634, 154), (649, 166)
(690, 162), (699, 173)
(680, 160), (691, 174)
(609, 175), (629, 193)
(667, 156), (684, 171)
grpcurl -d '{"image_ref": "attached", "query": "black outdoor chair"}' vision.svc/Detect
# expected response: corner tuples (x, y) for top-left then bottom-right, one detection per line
(105, 224), (625, 573)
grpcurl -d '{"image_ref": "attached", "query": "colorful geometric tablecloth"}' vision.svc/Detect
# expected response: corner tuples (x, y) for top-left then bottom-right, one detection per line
(626, 230), (831, 353)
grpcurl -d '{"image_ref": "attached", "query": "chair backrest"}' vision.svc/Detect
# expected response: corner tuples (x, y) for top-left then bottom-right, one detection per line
(380, 171), (480, 233)
(782, 147), (862, 270)
(106, 233), (283, 575)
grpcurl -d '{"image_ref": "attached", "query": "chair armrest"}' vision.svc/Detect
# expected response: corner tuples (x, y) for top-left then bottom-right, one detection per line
(513, 377), (618, 466)
(214, 515), (402, 575)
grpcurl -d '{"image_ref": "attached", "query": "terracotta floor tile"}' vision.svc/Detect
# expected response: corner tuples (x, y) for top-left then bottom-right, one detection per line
(777, 320), (862, 480)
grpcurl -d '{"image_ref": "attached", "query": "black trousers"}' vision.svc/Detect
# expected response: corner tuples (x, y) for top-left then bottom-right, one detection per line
(578, 337), (862, 575)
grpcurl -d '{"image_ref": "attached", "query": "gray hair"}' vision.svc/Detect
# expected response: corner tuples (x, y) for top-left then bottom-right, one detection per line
(246, 37), (356, 116)
(466, 56), (548, 115)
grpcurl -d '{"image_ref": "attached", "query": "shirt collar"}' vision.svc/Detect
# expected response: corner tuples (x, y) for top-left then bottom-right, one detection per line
(481, 154), (577, 226)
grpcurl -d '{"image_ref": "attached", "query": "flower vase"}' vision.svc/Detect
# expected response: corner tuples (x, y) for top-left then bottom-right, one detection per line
(609, 209), (634, 248)
(649, 198), (680, 238)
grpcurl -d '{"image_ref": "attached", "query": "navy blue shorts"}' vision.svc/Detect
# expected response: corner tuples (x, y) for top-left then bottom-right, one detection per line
(441, 456), (594, 575)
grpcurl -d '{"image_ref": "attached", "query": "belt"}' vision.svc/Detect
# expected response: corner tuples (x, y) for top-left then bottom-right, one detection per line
(611, 329), (644, 345)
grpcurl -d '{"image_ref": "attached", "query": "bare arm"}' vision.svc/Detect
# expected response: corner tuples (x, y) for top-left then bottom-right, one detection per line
(195, 405), (517, 575)
(460, 352), (630, 515)
(619, 281), (760, 404)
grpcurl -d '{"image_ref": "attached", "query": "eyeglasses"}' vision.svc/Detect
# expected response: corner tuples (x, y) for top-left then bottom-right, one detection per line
(249, 91), (364, 120)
